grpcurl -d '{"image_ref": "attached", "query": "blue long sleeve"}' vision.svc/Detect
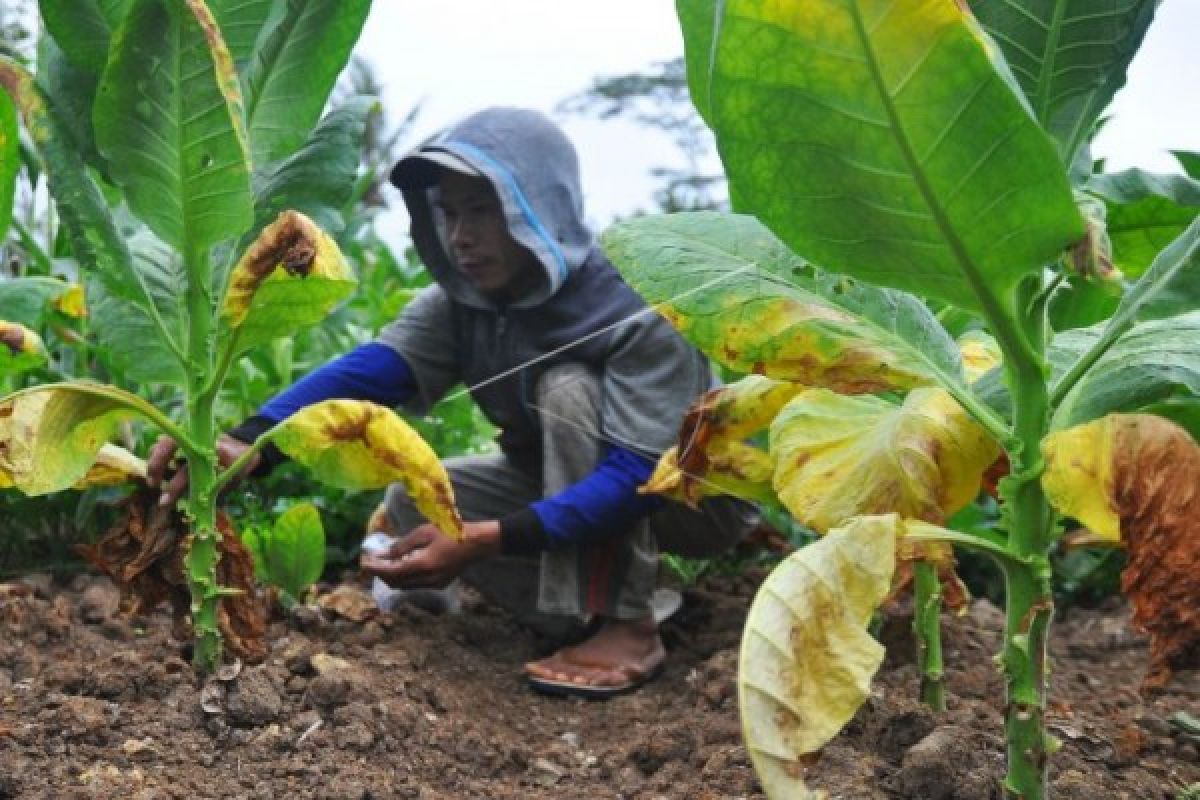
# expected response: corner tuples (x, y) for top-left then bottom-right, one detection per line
(258, 342), (416, 423)
(518, 445), (663, 549)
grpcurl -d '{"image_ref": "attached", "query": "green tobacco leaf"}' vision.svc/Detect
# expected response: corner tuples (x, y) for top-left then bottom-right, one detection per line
(1112, 214), (1200, 324)
(252, 96), (379, 237)
(0, 57), (176, 350)
(1139, 395), (1200, 444)
(34, 34), (103, 171)
(603, 211), (963, 392)
(221, 210), (356, 352)
(677, 0), (1083, 313)
(1053, 312), (1200, 430)
(1048, 276), (1120, 332)
(676, 0), (717, 124)
(1087, 169), (1200, 278)
(0, 382), (161, 495)
(241, 0), (372, 165)
(94, 0), (252, 252)
(969, 1), (1158, 164)
(38, 0), (130, 72)
(209, 0), (278, 67)
(739, 514), (896, 799)
(0, 90), (15, 243)
(0, 276), (76, 328)
(266, 502), (325, 601)
(87, 229), (189, 386)
(770, 388), (998, 532)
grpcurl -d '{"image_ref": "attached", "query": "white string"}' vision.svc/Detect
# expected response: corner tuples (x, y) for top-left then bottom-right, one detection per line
(443, 262), (758, 402)
(438, 258), (780, 500)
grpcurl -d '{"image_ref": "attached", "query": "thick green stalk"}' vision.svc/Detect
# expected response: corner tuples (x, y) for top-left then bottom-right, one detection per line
(999, 279), (1056, 800)
(182, 245), (223, 672)
(913, 561), (946, 711)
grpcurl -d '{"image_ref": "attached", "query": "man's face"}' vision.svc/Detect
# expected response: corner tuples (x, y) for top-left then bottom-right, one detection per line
(436, 171), (540, 297)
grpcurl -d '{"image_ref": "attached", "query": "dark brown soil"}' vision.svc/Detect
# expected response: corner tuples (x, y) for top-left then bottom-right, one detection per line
(0, 569), (1196, 799)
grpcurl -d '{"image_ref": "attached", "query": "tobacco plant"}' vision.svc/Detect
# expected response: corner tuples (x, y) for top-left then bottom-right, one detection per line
(0, 0), (463, 672)
(606, 1), (1199, 798)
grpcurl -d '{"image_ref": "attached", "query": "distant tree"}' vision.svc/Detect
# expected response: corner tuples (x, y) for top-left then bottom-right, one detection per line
(332, 56), (422, 214)
(558, 57), (726, 213)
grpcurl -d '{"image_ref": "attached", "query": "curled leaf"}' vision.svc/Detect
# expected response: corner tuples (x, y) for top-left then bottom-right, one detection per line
(739, 514), (898, 798)
(641, 442), (774, 508)
(0, 320), (46, 374)
(770, 389), (999, 533)
(73, 443), (148, 488)
(272, 399), (462, 539)
(1062, 191), (1122, 284)
(641, 376), (802, 507)
(0, 384), (158, 495)
(221, 210), (356, 348)
(1042, 414), (1200, 688)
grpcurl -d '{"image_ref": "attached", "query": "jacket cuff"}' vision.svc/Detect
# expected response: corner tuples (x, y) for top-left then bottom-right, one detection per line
(226, 415), (287, 477)
(498, 508), (551, 555)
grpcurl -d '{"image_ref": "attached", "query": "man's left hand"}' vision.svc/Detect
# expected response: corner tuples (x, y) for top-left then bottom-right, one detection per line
(360, 520), (501, 589)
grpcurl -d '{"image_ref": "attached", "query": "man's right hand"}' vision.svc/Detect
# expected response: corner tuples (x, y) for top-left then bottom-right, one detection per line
(146, 434), (262, 508)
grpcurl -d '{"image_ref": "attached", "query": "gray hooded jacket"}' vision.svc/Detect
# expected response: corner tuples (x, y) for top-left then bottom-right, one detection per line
(378, 108), (712, 475)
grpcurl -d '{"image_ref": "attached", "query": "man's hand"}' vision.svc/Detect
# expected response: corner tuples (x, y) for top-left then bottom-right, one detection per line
(146, 434), (262, 507)
(360, 520), (501, 589)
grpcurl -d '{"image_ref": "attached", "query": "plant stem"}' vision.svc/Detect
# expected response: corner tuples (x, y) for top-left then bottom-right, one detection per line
(999, 277), (1056, 800)
(913, 561), (946, 711)
(182, 244), (223, 672)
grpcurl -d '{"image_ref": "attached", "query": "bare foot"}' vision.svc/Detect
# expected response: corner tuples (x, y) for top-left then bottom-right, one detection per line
(524, 615), (665, 690)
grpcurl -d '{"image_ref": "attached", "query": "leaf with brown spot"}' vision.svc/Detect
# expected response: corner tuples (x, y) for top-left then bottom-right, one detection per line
(0, 385), (160, 495)
(603, 212), (967, 393)
(739, 514), (900, 797)
(0, 319), (46, 375)
(1042, 414), (1200, 689)
(221, 210), (356, 351)
(770, 388), (1000, 533)
(272, 399), (462, 540)
(640, 376), (801, 508)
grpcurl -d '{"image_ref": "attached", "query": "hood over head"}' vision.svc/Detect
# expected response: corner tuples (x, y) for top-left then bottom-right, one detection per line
(391, 107), (594, 309)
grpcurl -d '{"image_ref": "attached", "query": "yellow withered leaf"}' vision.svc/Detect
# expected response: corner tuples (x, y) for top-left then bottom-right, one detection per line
(272, 399), (463, 540)
(0, 384), (155, 495)
(1042, 414), (1200, 688)
(739, 514), (898, 799)
(52, 284), (87, 318)
(640, 376), (802, 508)
(221, 211), (356, 347)
(1041, 416), (1119, 542)
(958, 330), (1002, 385)
(769, 388), (1000, 533)
(640, 442), (774, 508)
(75, 443), (147, 488)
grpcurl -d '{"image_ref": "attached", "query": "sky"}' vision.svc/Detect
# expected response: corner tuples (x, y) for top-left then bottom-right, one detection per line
(354, 0), (1200, 243)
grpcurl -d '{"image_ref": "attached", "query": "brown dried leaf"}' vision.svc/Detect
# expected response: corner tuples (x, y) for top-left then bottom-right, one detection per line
(77, 491), (267, 664)
(317, 586), (378, 623)
(1110, 415), (1200, 690)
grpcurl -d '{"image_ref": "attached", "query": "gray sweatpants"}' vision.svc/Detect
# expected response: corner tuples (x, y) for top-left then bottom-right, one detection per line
(384, 364), (758, 626)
